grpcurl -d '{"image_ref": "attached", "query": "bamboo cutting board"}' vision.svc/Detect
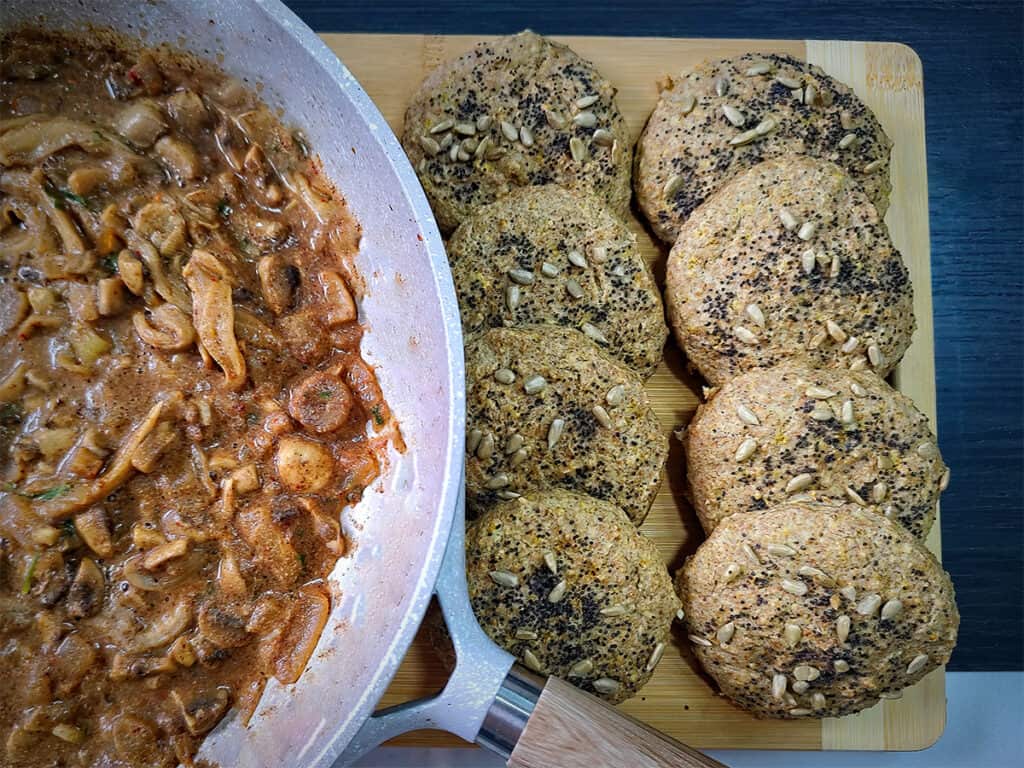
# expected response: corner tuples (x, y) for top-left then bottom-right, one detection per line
(320, 34), (943, 751)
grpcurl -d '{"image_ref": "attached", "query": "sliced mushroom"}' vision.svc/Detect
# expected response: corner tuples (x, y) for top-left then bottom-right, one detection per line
(183, 249), (246, 390)
(234, 504), (300, 585)
(141, 538), (189, 570)
(216, 546), (247, 600)
(245, 593), (292, 635)
(66, 557), (104, 618)
(155, 135), (201, 181)
(171, 687), (230, 736)
(73, 508), (113, 558)
(122, 550), (201, 592)
(131, 419), (178, 473)
(133, 304), (196, 352)
(256, 253), (297, 314)
(115, 99), (166, 148)
(276, 310), (328, 365)
(197, 602), (250, 649)
(97, 276), (127, 316)
(166, 89), (209, 133)
(275, 435), (333, 492)
(130, 599), (192, 651)
(318, 271), (357, 327)
(346, 357), (384, 413)
(29, 549), (71, 607)
(273, 586), (329, 684)
(53, 632), (98, 696)
(133, 201), (187, 255)
(117, 250), (145, 296)
(288, 369), (354, 434)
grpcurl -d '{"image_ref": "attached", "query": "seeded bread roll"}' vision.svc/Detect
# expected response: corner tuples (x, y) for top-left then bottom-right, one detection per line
(635, 52), (892, 243)
(684, 361), (947, 540)
(665, 155), (914, 386)
(448, 185), (667, 377)
(402, 30), (632, 233)
(677, 501), (958, 719)
(467, 490), (680, 703)
(465, 326), (666, 524)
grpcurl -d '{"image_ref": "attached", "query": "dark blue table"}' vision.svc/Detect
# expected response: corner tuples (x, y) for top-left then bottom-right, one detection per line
(285, 0), (1024, 671)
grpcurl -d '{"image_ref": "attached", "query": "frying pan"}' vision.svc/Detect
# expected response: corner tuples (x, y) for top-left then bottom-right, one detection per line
(0, 2), (724, 765)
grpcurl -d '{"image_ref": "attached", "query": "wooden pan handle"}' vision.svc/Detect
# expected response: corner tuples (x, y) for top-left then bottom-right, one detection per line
(507, 676), (728, 768)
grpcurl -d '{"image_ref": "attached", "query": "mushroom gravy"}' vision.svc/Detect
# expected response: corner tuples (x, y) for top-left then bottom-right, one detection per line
(0, 30), (388, 766)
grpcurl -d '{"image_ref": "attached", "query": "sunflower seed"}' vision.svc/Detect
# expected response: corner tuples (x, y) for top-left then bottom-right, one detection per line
(417, 158), (427, 173)
(429, 118), (455, 134)
(592, 128), (615, 146)
(523, 648), (542, 672)
(734, 325), (759, 345)
(839, 132), (859, 150)
(460, 137), (479, 155)
(906, 654), (929, 675)
(582, 322), (607, 344)
(793, 665), (820, 682)
(477, 433), (495, 460)
(602, 604), (628, 617)
(569, 136), (587, 162)
(917, 441), (939, 458)
(592, 405), (612, 429)
(850, 357), (868, 371)
(567, 249), (588, 269)
(834, 659), (850, 674)
(856, 593), (882, 616)
(540, 262), (559, 278)
(722, 104), (746, 127)
(840, 399), (856, 425)
(742, 542), (761, 565)
(689, 634), (712, 647)
(940, 468), (951, 491)
(500, 121), (519, 141)
(755, 117), (777, 135)
(745, 63), (772, 76)
(448, 141), (461, 162)
(826, 319), (847, 343)
(804, 82), (818, 106)
(781, 578), (808, 596)
(842, 336), (860, 354)
(715, 77), (730, 96)
(881, 599), (903, 620)
(717, 622), (736, 644)
(845, 486), (866, 506)
(573, 111), (597, 128)
(438, 132), (455, 151)
(663, 173), (685, 197)
(474, 136), (492, 160)
(798, 565), (832, 586)
(419, 135), (441, 155)
(519, 125), (534, 147)
(506, 284), (520, 311)
(729, 128), (760, 146)
(779, 207), (800, 231)
(797, 221), (818, 241)
(547, 418), (565, 450)
(565, 278), (584, 299)
(510, 448), (528, 467)
(786, 474), (814, 494)
(486, 474), (510, 489)
(839, 586), (857, 601)
(476, 114), (493, 132)
(767, 543), (797, 557)
(454, 122), (476, 136)
(810, 406), (833, 421)
(850, 381), (868, 397)
(831, 253), (842, 278)
(772, 673), (788, 699)
(722, 562), (743, 583)
(676, 608), (686, 621)
(775, 74), (801, 89)
(467, 429), (485, 457)
(494, 368), (516, 384)
(515, 628), (538, 641)
(805, 385), (836, 399)
(879, 691), (903, 700)
(547, 579), (567, 603)
(570, 658), (594, 677)
(811, 693), (827, 710)
(735, 404), (759, 425)
(505, 434), (524, 454)
(606, 384), (626, 407)
(734, 437), (758, 462)
(490, 570), (518, 587)
(592, 678), (621, 695)
(496, 490), (521, 500)
(836, 614), (851, 643)
(792, 680), (810, 694)
(783, 623), (802, 647)
(801, 249), (817, 274)
(508, 268), (535, 285)
(545, 109), (567, 129)
(863, 158), (885, 173)
(872, 482), (888, 503)
(789, 708), (812, 716)
(639, 642), (667, 673)
(524, 375), (547, 395)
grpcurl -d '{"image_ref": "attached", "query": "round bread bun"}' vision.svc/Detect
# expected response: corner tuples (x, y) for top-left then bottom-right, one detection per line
(684, 360), (947, 540)
(402, 30), (632, 233)
(635, 52), (892, 243)
(467, 490), (679, 703)
(677, 501), (958, 719)
(448, 185), (667, 377)
(665, 155), (914, 386)
(465, 326), (666, 525)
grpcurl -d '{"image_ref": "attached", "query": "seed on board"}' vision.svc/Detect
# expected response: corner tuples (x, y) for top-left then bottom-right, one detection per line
(801, 249), (817, 274)
(510, 449), (528, 467)
(736, 404), (760, 425)
(565, 278), (584, 299)
(509, 268), (535, 285)
(545, 108), (567, 129)
(489, 570), (518, 588)
(477, 433), (495, 460)
(766, 543), (796, 557)
(744, 62), (772, 76)
(872, 482), (889, 503)
(519, 125), (535, 147)
(593, 128), (615, 146)
(772, 673), (788, 700)
(811, 693), (827, 710)
(467, 428), (483, 455)
(775, 74), (801, 89)
(840, 586), (857, 601)
(570, 658), (594, 677)
(729, 128), (760, 146)
(745, 303), (766, 327)
(496, 490), (521, 500)
(805, 385), (836, 399)
(500, 121), (518, 141)
(940, 468), (951, 491)
(476, 114), (493, 132)
(506, 284), (520, 311)
(792, 680), (809, 694)
(722, 104), (746, 127)
(646, 642), (667, 672)
(570, 136), (588, 162)
(547, 579), (568, 603)
(840, 399), (856, 425)
(793, 665), (821, 682)
(755, 117), (777, 135)
(781, 578), (808, 596)
(505, 433), (524, 454)
(582, 322), (608, 344)
(429, 118), (455, 134)
(734, 325), (759, 345)
(715, 76), (730, 96)
(663, 173), (685, 197)
(601, 604), (628, 617)
(836, 614), (851, 643)
(856, 593), (882, 616)
(906, 654), (929, 675)
(810, 405), (833, 421)
(523, 375), (547, 395)
(494, 368), (516, 385)
(734, 437), (758, 462)
(783, 623), (802, 647)
(797, 221), (818, 241)
(567, 249), (588, 269)
(419, 135), (441, 155)
(592, 405), (612, 429)
(863, 158), (885, 173)
(826, 319), (848, 343)
(881, 599), (903, 620)
(785, 473), (814, 494)
(717, 622), (736, 644)
(541, 262), (559, 278)
(689, 634), (713, 647)
(834, 659), (850, 674)
(546, 418), (565, 450)
(523, 648), (543, 672)
(742, 542), (760, 565)
(839, 132), (859, 150)
(515, 628), (538, 640)
(454, 121), (476, 136)
(592, 678), (621, 695)
(845, 486), (866, 506)
(485, 473), (510, 489)
(573, 111), (597, 128)
(917, 441), (940, 458)
(722, 562), (743, 584)
(842, 336), (860, 354)
(606, 384), (626, 407)
(779, 208), (800, 231)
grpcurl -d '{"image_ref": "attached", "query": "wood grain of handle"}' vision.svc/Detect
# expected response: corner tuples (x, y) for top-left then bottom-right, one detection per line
(507, 676), (727, 768)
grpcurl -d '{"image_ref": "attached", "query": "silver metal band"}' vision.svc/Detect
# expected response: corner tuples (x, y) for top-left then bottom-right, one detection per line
(475, 664), (545, 759)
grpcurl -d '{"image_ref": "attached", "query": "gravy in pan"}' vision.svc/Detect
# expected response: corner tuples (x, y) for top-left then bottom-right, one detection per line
(0, 30), (389, 767)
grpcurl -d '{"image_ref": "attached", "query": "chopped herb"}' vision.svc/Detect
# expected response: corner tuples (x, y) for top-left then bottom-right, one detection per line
(217, 198), (232, 218)
(370, 404), (385, 426)
(317, 389), (334, 401)
(31, 484), (72, 501)
(298, 553), (307, 568)
(43, 183), (88, 210)
(21, 553), (40, 595)
(101, 253), (119, 273)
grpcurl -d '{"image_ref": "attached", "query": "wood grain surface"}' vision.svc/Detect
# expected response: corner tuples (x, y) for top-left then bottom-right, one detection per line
(289, 0), (1024, 676)
(321, 32), (947, 751)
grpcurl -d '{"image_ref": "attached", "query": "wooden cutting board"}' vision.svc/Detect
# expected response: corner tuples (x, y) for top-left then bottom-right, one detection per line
(320, 33), (943, 752)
